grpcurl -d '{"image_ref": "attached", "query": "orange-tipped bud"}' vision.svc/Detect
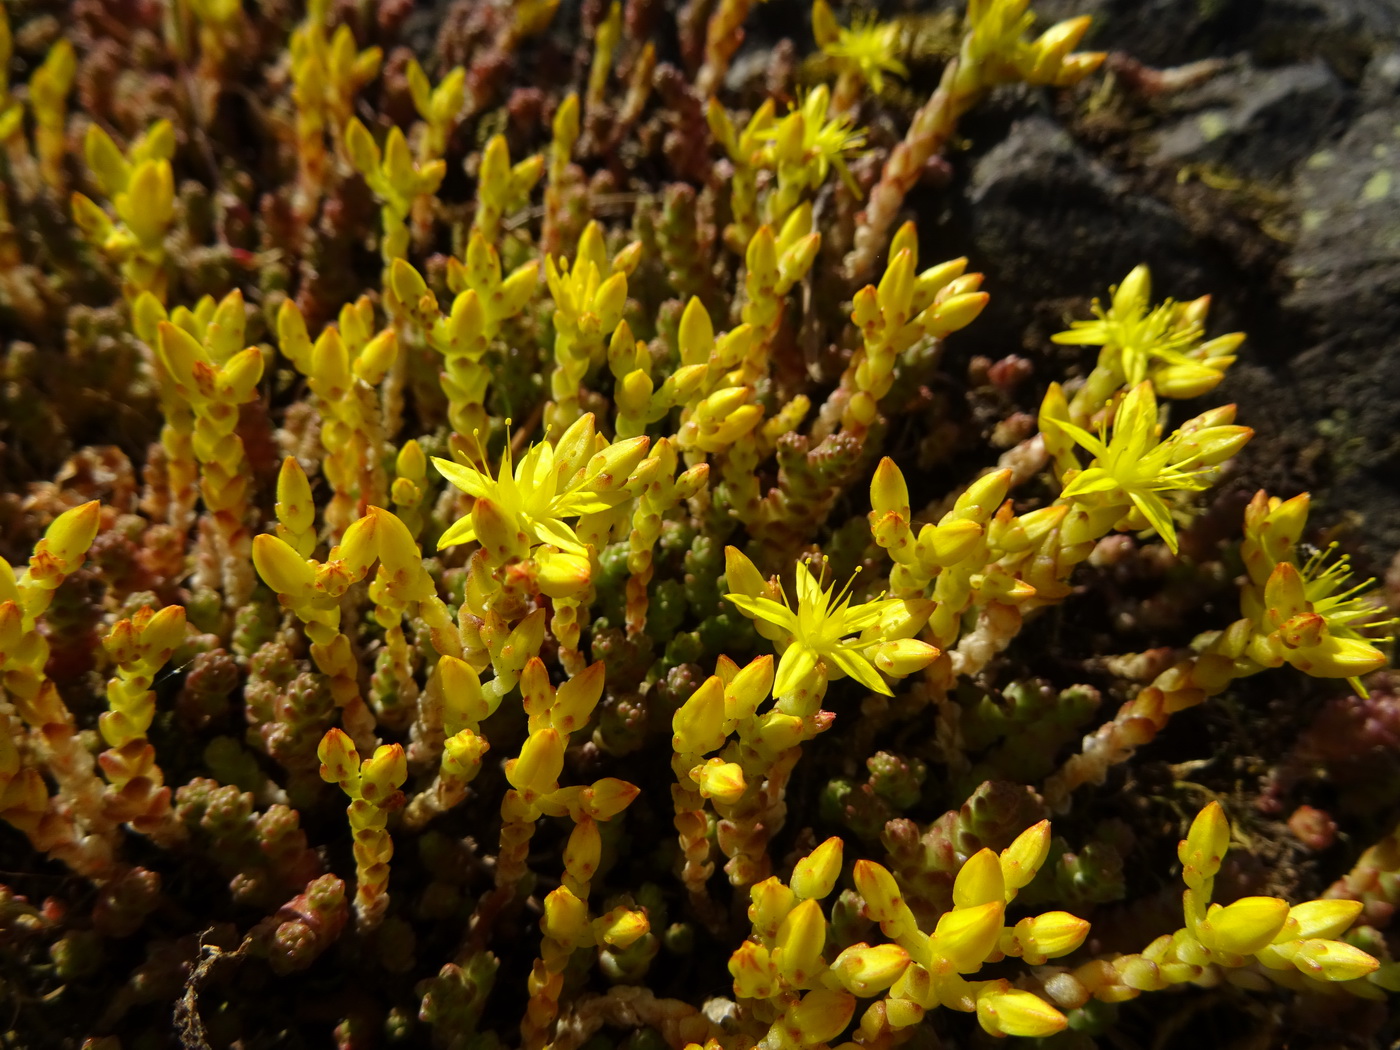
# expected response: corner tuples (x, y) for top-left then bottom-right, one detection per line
(723, 545), (768, 599)
(592, 905), (649, 948)
(442, 730), (489, 781)
(276, 457), (315, 536)
(360, 744), (407, 804)
(336, 513), (380, 577)
(729, 939), (777, 999)
(138, 605), (187, 662)
(852, 861), (919, 941)
(580, 777), (640, 821)
(724, 654), (775, 725)
(1003, 911), (1090, 964)
(317, 728), (360, 790)
(550, 661), (606, 734)
(44, 501), (102, 568)
(1281, 899), (1364, 942)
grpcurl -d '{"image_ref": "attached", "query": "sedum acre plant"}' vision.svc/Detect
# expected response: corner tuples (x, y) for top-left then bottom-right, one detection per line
(0, 1), (1396, 1048)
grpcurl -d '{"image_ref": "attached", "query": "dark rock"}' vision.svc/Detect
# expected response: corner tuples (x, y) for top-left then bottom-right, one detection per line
(966, 115), (1209, 306)
(1149, 60), (1345, 181)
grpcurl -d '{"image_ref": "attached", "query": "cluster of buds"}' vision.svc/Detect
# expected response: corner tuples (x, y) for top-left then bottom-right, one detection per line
(473, 133), (543, 245)
(1040, 380), (1253, 556)
(826, 227), (988, 437)
(317, 730), (408, 929)
(287, 0), (382, 222)
(1052, 265), (1245, 417)
(72, 122), (176, 302)
(404, 229), (540, 441)
(253, 509), (381, 749)
(97, 605), (186, 840)
(433, 414), (650, 614)
(404, 59), (466, 165)
(278, 298), (398, 535)
(846, 0), (1104, 279)
(154, 292), (265, 606)
(725, 822), (1081, 1044)
(1235, 491), (1394, 686)
(28, 38), (75, 193)
(544, 222), (641, 431)
(1040, 803), (1383, 1007)
(1, 503), (107, 873)
(346, 118), (447, 265)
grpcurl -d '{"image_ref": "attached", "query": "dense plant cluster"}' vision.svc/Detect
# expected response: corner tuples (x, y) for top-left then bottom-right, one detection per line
(0, 1), (1397, 1048)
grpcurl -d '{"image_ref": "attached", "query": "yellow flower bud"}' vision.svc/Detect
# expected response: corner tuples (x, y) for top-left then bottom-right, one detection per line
(216, 346), (265, 404)
(791, 837), (843, 901)
(1178, 801), (1231, 891)
(1000, 819), (1052, 897)
(724, 654), (774, 725)
(729, 939), (777, 999)
(1289, 938), (1380, 982)
(440, 655), (490, 730)
(672, 675), (727, 754)
(692, 758), (746, 805)
(276, 457), (316, 537)
(1282, 899), (1363, 941)
(828, 943), (910, 996)
(1005, 911), (1090, 963)
(775, 898), (827, 987)
(563, 817), (601, 886)
(852, 861), (919, 941)
(787, 988), (855, 1045)
(506, 728), (565, 797)
(442, 730), (489, 780)
(869, 638), (940, 677)
(870, 458), (910, 518)
(360, 743), (407, 803)
(975, 988), (1067, 1038)
(748, 877), (797, 940)
(1206, 896), (1290, 956)
(580, 777), (639, 821)
(138, 605), (187, 663)
(317, 728), (360, 789)
(253, 534), (316, 598)
(932, 900), (1004, 972)
(550, 661), (606, 735)
(953, 849), (1006, 909)
(542, 886), (590, 945)
(592, 905), (649, 948)
(43, 501), (102, 568)
(534, 549), (592, 598)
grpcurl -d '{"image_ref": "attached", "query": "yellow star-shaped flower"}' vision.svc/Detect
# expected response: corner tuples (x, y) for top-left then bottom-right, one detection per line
(725, 552), (935, 696)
